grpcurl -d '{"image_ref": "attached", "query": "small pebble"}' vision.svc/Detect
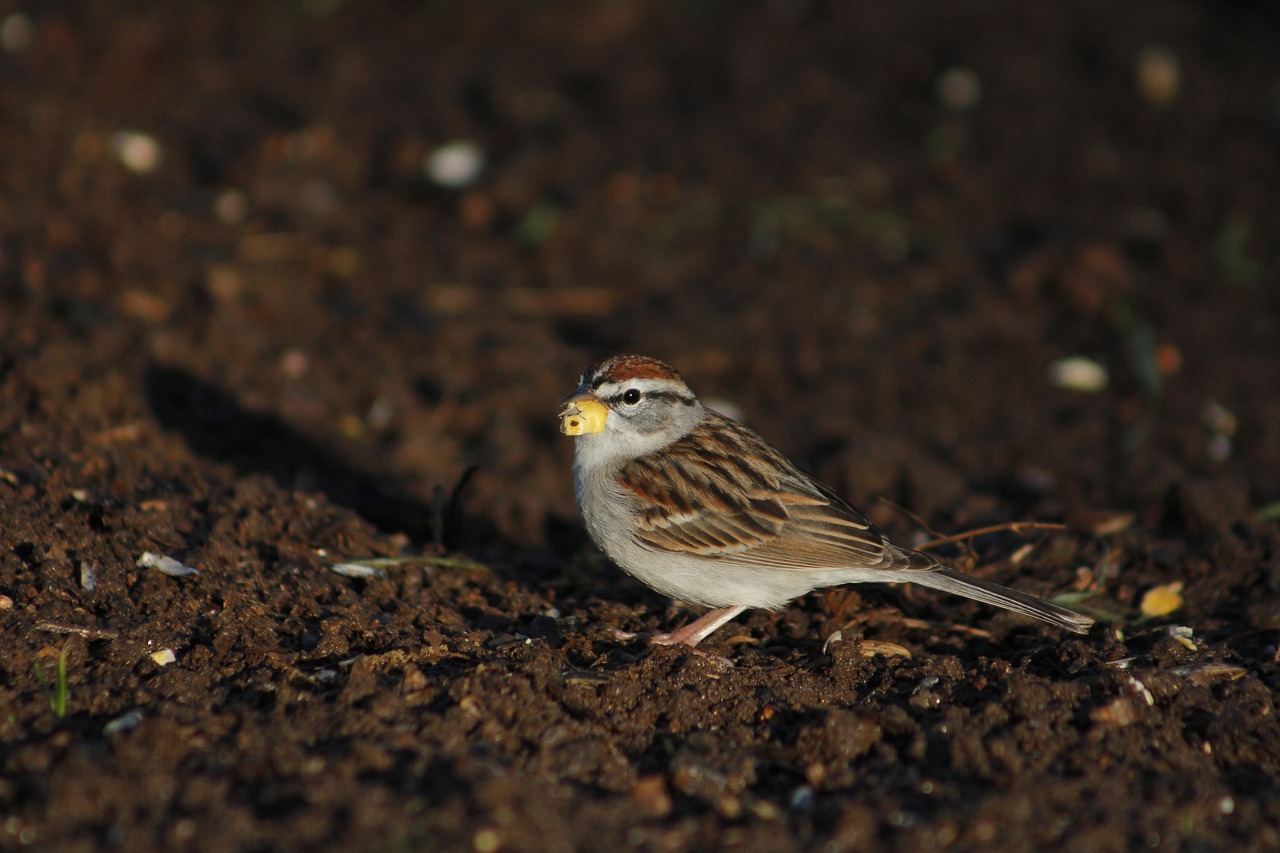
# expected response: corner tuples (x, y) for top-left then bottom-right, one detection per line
(150, 649), (177, 666)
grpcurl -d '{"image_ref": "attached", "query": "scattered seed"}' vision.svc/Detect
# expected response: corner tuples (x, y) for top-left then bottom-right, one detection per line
(1009, 543), (1036, 565)
(1048, 356), (1109, 392)
(1167, 625), (1198, 651)
(561, 670), (610, 686)
(150, 649), (177, 666)
(822, 630), (843, 654)
(1170, 663), (1248, 684)
(111, 129), (162, 174)
(789, 785), (816, 813)
(750, 799), (783, 821)
(329, 562), (387, 579)
(35, 621), (119, 640)
(859, 639), (913, 659)
(1066, 510), (1135, 537)
(79, 561), (98, 592)
(425, 140), (484, 189)
(103, 709), (145, 735)
(0, 594), (12, 610)
(1128, 675), (1156, 706)
(331, 555), (489, 573)
(1140, 582), (1184, 617)
(137, 552), (199, 576)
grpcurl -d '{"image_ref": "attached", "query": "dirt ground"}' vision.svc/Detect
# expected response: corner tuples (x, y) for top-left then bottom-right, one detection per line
(3, 1), (1280, 850)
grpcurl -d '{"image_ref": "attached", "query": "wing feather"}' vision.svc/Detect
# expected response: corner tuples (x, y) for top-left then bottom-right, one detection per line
(618, 412), (933, 573)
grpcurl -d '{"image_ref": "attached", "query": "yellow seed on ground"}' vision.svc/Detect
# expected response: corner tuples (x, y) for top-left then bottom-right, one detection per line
(1140, 582), (1184, 617)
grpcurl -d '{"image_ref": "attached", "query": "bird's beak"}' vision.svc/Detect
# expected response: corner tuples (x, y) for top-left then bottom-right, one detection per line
(559, 390), (609, 436)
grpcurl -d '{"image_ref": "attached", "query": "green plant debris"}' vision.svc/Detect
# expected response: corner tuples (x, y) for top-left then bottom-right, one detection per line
(34, 645), (69, 718)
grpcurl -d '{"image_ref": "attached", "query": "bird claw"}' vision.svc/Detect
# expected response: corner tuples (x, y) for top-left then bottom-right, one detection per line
(608, 627), (735, 668)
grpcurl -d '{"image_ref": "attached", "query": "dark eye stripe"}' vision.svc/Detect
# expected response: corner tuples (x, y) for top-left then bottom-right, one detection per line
(606, 390), (693, 407)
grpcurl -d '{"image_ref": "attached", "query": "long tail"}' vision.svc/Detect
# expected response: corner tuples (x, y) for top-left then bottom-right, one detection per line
(912, 565), (1094, 634)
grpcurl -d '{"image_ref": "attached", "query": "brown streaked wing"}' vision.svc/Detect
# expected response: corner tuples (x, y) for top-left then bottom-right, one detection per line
(618, 412), (910, 571)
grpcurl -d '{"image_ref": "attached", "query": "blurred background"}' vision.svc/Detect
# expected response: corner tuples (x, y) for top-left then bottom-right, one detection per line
(3, 0), (1278, 548)
(4, 3), (1280, 850)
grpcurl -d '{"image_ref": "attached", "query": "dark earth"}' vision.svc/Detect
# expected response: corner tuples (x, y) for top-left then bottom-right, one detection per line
(3, 1), (1280, 850)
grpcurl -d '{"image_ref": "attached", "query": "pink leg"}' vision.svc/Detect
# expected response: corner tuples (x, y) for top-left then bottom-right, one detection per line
(649, 605), (749, 648)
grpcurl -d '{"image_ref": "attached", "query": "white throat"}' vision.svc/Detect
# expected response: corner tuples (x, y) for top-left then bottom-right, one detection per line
(572, 400), (704, 472)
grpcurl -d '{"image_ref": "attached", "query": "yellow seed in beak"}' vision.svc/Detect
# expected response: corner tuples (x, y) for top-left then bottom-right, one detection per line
(560, 399), (609, 435)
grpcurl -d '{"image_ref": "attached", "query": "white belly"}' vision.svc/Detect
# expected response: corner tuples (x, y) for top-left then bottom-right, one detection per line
(574, 462), (832, 609)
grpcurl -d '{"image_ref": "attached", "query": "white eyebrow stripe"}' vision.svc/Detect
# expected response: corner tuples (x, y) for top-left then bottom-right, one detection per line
(595, 377), (690, 397)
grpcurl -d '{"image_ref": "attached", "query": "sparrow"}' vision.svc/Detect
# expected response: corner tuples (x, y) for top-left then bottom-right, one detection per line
(559, 354), (1094, 647)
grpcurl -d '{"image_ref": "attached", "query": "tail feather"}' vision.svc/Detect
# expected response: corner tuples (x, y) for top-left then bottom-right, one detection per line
(912, 566), (1094, 634)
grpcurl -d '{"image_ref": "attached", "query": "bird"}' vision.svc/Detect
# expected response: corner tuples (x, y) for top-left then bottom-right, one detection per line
(558, 354), (1094, 647)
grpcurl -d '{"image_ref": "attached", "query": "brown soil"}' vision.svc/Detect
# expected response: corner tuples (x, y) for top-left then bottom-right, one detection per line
(3, 2), (1280, 851)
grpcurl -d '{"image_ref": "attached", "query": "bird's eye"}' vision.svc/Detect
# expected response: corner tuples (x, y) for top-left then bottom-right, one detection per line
(622, 388), (642, 405)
